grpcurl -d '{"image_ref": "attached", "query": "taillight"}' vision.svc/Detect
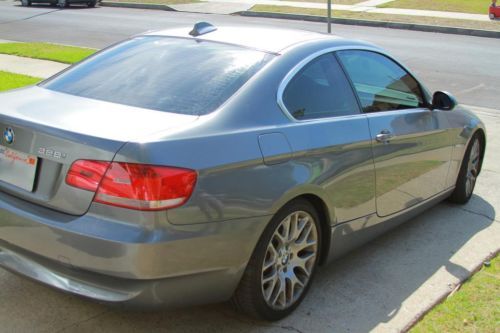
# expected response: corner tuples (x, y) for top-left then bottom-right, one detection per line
(66, 160), (110, 192)
(66, 161), (197, 211)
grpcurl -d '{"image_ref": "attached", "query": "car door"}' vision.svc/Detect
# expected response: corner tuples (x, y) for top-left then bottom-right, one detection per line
(280, 52), (376, 223)
(337, 50), (453, 217)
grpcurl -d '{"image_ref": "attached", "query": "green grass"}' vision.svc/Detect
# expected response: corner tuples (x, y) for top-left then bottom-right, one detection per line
(0, 71), (42, 92)
(411, 255), (500, 333)
(379, 0), (491, 15)
(250, 5), (500, 31)
(0, 42), (96, 64)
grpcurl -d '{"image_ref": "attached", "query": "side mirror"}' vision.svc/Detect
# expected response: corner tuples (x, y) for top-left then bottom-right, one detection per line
(431, 91), (457, 111)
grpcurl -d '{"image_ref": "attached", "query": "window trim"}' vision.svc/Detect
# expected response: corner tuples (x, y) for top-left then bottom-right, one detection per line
(277, 46), (432, 123)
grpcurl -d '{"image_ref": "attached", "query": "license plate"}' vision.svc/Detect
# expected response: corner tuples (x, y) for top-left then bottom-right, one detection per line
(0, 146), (38, 192)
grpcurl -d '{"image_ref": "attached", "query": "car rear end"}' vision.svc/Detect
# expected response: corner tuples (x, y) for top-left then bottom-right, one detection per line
(0, 33), (275, 307)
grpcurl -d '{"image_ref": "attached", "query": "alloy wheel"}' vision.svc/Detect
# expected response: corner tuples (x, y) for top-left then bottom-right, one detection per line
(465, 138), (480, 197)
(261, 210), (318, 310)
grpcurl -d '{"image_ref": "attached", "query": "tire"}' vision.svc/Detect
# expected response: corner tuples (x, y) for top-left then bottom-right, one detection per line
(449, 134), (482, 204)
(232, 198), (321, 321)
(489, 13), (495, 20)
(87, 0), (96, 7)
(21, 0), (31, 6)
(57, 0), (67, 8)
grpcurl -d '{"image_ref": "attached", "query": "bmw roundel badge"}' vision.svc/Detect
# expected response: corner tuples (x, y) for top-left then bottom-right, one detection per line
(3, 127), (14, 144)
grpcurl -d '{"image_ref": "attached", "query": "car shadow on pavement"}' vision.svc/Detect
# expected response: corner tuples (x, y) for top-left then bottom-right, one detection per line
(0, 194), (495, 332)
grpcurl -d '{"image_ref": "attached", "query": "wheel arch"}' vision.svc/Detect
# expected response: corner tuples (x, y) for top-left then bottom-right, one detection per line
(295, 193), (332, 266)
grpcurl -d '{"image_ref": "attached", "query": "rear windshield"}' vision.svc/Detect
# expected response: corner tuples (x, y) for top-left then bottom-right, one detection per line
(42, 36), (273, 115)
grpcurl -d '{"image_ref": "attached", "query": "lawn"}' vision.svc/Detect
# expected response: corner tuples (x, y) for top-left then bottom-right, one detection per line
(0, 42), (96, 64)
(250, 5), (500, 31)
(411, 255), (499, 332)
(0, 71), (42, 92)
(379, 0), (491, 15)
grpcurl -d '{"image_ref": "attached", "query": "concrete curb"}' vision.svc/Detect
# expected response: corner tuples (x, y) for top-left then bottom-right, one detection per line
(100, 1), (176, 11)
(402, 249), (499, 331)
(238, 11), (500, 39)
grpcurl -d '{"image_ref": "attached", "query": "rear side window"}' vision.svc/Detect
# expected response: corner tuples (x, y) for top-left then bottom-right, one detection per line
(282, 53), (360, 120)
(337, 50), (425, 113)
(42, 37), (273, 115)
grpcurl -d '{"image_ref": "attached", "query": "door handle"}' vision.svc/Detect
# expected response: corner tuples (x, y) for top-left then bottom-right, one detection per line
(376, 130), (394, 143)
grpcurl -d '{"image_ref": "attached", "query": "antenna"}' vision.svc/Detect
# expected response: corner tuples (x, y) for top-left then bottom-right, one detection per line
(189, 22), (217, 37)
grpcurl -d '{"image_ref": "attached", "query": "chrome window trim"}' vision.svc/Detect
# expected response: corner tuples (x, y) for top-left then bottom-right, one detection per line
(277, 45), (431, 123)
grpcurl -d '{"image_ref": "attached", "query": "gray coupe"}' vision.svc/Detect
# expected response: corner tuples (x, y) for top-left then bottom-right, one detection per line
(0, 23), (486, 320)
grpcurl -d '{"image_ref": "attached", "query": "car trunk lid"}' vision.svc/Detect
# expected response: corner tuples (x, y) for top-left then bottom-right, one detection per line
(0, 86), (198, 215)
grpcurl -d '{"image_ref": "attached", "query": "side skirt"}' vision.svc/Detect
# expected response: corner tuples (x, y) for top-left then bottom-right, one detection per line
(325, 188), (454, 263)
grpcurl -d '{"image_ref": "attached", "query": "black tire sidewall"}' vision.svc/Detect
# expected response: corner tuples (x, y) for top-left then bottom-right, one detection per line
(449, 134), (481, 204)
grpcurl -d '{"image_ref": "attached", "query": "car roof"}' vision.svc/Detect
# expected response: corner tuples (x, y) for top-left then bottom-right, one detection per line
(142, 25), (343, 54)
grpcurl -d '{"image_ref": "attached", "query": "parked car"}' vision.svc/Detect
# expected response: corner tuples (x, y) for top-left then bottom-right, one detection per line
(0, 23), (486, 320)
(490, 5), (500, 19)
(20, 0), (98, 8)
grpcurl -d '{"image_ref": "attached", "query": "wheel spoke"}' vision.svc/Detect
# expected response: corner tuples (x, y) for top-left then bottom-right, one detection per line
(262, 270), (279, 302)
(263, 244), (278, 271)
(288, 270), (305, 299)
(270, 275), (286, 308)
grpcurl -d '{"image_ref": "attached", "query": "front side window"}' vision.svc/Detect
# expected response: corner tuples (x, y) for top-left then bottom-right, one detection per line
(42, 37), (273, 116)
(337, 50), (425, 113)
(282, 53), (360, 120)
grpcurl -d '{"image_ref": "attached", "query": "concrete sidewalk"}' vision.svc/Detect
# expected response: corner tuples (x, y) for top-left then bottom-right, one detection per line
(0, 54), (68, 78)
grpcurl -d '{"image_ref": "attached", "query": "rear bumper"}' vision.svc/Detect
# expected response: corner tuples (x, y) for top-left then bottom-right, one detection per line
(0, 191), (270, 307)
(0, 240), (244, 307)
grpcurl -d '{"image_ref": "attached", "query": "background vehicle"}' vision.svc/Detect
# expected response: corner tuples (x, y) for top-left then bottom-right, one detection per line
(490, 5), (500, 19)
(20, 0), (98, 8)
(0, 23), (486, 320)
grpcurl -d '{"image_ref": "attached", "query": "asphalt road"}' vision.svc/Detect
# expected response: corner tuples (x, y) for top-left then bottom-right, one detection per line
(0, 1), (499, 109)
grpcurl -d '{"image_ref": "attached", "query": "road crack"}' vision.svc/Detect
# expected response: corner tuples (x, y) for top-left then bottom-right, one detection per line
(0, 9), (60, 25)
(54, 309), (112, 333)
(278, 325), (306, 333)
(481, 168), (500, 174)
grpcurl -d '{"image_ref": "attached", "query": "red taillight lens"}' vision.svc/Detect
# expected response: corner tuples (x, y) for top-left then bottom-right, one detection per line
(94, 162), (197, 211)
(66, 160), (110, 192)
(66, 161), (197, 211)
